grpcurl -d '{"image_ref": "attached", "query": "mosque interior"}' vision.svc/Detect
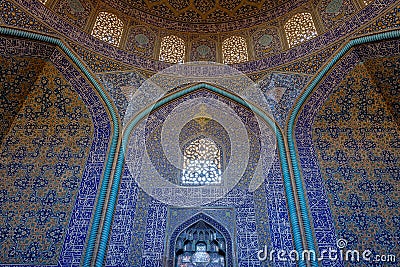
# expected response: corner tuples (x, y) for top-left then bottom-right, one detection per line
(0, 0), (399, 266)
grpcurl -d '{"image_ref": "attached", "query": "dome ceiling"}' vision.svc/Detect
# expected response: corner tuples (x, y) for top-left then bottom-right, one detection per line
(103, 0), (308, 32)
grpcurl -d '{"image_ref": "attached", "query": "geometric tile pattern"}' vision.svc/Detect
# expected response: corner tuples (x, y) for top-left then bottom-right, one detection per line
(295, 39), (400, 266)
(0, 36), (112, 266)
(69, 43), (134, 73)
(1, 1), (400, 267)
(257, 157), (297, 267)
(258, 72), (311, 127)
(276, 43), (341, 75)
(252, 27), (282, 59)
(235, 0), (398, 73)
(101, 0), (308, 32)
(125, 26), (156, 58)
(0, 60), (94, 264)
(0, 0), (52, 33)
(313, 58), (399, 262)
(318, 0), (357, 30)
(190, 38), (217, 62)
(359, 4), (400, 34)
(105, 167), (141, 267)
(0, 57), (46, 142)
(97, 71), (145, 120)
(53, 0), (92, 29)
(50, 52), (112, 267)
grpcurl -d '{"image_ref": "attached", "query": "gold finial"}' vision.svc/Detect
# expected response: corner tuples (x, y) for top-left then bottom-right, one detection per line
(194, 104), (212, 129)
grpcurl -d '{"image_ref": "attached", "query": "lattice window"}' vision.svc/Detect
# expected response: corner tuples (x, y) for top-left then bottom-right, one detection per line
(91, 12), (124, 46)
(222, 36), (248, 64)
(38, 0), (47, 3)
(284, 13), (318, 48)
(159, 35), (186, 63)
(182, 138), (222, 186)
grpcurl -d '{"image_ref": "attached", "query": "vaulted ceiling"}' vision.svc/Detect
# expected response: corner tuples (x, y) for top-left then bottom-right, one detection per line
(103, 0), (307, 32)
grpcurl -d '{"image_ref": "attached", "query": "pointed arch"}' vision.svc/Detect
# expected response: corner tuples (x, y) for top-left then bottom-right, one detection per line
(169, 213), (234, 267)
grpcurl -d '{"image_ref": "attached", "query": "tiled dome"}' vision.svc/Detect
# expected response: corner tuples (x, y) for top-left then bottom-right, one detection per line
(102, 0), (308, 32)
